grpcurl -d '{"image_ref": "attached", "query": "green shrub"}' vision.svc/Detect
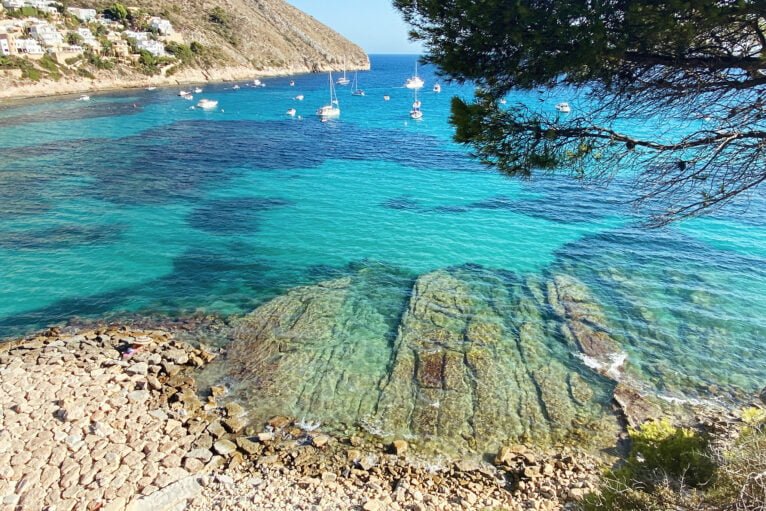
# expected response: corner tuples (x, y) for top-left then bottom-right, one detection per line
(103, 2), (128, 21)
(208, 6), (230, 26)
(77, 68), (95, 79)
(165, 42), (193, 63)
(626, 419), (715, 487)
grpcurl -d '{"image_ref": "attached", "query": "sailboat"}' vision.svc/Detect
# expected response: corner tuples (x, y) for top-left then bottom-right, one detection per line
(405, 61), (425, 90)
(336, 58), (350, 86)
(351, 72), (365, 96)
(410, 88), (423, 120)
(317, 72), (341, 119)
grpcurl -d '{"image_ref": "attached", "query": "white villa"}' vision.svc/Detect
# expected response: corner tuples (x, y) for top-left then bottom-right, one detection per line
(0, 32), (15, 55)
(14, 37), (43, 54)
(137, 39), (165, 56)
(148, 17), (173, 35)
(76, 27), (97, 47)
(123, 30), (149, 41)
(2, 0), (24, 9)
(66, 7), (95, 21)
(30, 22), (63, 47)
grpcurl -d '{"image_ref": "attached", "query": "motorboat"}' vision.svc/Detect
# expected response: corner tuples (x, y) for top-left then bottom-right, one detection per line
(178, 90), (190, 96)
(194, 87), (203, 93)
(197, 99), (218, 110)
(232, 85), (240, 90)
(295, 95), (304, 101)
(433, 84), (441, 93)
(182, 94), (194, 101)
(77, 95), (90, 101)
(253, 79), (265, 87)
(289, 80), (295, 87)
(383, 95), (390, 101)
(317, 72), (340, 119)
(412, 100), (421, 109)
(405, 61), (425, 89)
(145, 87), (157, 91)
(287, 108), (297, 116)
(555, 102), (571, 113)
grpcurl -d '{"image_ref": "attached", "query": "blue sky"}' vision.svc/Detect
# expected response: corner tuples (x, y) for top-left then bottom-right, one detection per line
(287, 0), (423, 54)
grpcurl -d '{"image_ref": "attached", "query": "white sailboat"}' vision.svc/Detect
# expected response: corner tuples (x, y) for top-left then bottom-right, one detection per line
(410, 88), (423, 120)
(351, 72), (365, 96)
(317, 72), (340, 119)
(405, 61), (425, 90)
(336, 57), (350, 86)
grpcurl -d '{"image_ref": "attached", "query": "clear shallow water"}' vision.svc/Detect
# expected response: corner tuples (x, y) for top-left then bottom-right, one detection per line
(1, 55), (765, 415)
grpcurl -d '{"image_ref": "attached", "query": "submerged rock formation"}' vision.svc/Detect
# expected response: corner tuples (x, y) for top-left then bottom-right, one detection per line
(374, 269), (613, 450)
(224, 267), (622, 453)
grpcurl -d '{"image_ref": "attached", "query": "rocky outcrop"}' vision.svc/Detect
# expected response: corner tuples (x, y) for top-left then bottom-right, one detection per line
(548, 275), (625, 379)
(225, 268), (620, 453)
(226, 277), (394, 433)
(374, 270), (615, 450)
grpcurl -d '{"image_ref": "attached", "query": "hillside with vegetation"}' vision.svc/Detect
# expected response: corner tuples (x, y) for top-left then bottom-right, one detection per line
(0, 0), (369, 98)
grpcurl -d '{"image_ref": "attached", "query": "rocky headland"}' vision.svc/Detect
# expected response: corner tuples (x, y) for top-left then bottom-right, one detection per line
(0, 0), (369, 99)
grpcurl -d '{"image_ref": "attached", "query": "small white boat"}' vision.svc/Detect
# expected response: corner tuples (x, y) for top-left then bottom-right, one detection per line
(145, 87), (157, 91)
(197, 99), (218, 110)
(253, 79), (265, 87)
(317, 72), (341, 119)
(383, 95), (390, 101)
(232, 85), (240, 90)
(287, 108), (297, 116)
(555, 102), (571, 113)
(405, 62), (425, 89)
(295, 95), (304, 101)
(410, 88), (423, 119)
(499, 98), (507, 105)
(433, 84), (441, 93)
(182, 94), (194, 101)
(194, 87), (203, 94)
(289, 80), (295, 87)
(178, 90), (190, 97)
(77, 95), (90, 101)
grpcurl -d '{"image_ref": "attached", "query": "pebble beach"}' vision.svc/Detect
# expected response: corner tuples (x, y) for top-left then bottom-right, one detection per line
(1, 326), (605, 511)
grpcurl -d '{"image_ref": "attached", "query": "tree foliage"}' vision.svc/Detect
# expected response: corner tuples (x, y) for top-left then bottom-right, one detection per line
(394, 0), (766, 224)
(104, 2), (128, 22)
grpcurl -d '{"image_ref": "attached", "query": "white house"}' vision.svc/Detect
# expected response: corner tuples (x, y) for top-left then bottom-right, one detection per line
(148, 17), (173, 35)
(0, 33), (15, 56)
(137, 38), (165, 56)
(15, 37), (44, 54)
(30, 22), (63, 47)
(66, 7), (96, 21)
(76, 27), (97, 47)
(2, 0), (24, 9)
(124, 30), (149, 41)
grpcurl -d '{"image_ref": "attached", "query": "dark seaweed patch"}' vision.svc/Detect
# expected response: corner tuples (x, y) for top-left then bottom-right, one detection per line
(187, 197), (291, 235)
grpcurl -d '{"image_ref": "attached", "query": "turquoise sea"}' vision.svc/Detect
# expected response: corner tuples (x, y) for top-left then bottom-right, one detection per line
(1, 55), (765, 442)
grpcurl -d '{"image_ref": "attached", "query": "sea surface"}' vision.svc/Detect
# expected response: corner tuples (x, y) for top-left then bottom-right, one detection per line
(1, 55), (765, 435)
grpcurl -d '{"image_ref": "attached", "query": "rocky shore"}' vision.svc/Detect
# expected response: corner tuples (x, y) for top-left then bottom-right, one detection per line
(0, 325), (606, 511)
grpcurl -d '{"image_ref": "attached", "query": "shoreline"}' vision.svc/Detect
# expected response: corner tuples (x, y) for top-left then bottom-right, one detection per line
(0, 62), (372, 103)
(0, 325), (604, 511)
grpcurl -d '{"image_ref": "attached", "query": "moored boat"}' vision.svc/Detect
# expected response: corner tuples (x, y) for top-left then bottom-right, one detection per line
(197, 99), (218, 110)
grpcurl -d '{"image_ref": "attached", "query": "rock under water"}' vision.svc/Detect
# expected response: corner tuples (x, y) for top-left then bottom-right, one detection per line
(223, 266), (628, 453)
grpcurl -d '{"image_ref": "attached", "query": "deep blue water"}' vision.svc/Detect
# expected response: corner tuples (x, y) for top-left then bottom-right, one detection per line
(0, 55), (764, 403)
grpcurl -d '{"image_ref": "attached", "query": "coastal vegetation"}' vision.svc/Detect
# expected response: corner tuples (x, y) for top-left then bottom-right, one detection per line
(582, 412), (766, 510)
(394, 0), (766, 225)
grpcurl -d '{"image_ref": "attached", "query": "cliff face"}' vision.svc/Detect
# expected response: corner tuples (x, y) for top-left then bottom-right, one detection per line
(0, 0), (369, 99)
